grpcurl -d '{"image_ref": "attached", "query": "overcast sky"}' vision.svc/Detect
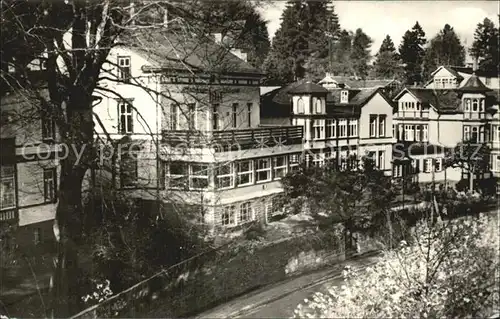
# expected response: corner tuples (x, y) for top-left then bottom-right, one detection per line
(257, 1), (499, 59)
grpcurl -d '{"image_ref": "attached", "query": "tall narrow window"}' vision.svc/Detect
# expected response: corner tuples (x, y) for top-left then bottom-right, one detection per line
(289, 154), (301, 172)
(297, 98), (305, 114)
(472, 99), (479, 112)
(237, 160), (253, 186)
(216, 162), (233, 189)
(340, 90), (349, 103)
(273, 156), (287, 179)
(256, 158), (271, 182)
(464, 125), (471, 141)
(221, 205), (236, 226)
(326, 119), (336, 138)
(189, 164), (209, 189)
(378, 115), (386, 137)
(415, 125), (421, 142)
(338, 119), (347, 138)
(0, 165), (16, 210)
(247, 103), (252, 127)
(41, 110), (55, 140)
(117, 56), (131, 83)
(43, 168), (56, 203)
(348, 119), (358, 137)
(378, 151), (385, 170)
(422, 125), (428, 142)
(170, 104), (178, 130)
(464, 98), (471, 112)
(239, 202), (252, 223)
(188, 103), (196, 130)
(212, 104), (219, 130)
(313, 119), (324, 140)
(471, 126), (479, 142)
(424, 159), (433, 173)
(120, 151), (138, 188)
(435, 158), (443, 172)
(232, 103), (238, 128)
(118, 101), (133, 134)
(369, 115), (377, 137)
(315, 98), (322, 114)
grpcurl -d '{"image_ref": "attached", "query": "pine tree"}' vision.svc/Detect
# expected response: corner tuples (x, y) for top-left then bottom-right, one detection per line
(373, 35), (402, 79)
(332, 29), (353, 76)
(399, 21), (427, 85)
(350, 28), (373, 79)
(470, 17), (499, 72)
(423, 24), (466, 79)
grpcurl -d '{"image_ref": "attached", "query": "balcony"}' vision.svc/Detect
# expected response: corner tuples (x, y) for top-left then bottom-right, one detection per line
(162, 126), (304, 151)
(0, 208), (17, 223)
(395, 111), (430, 119)
(463, 112), (489, 121)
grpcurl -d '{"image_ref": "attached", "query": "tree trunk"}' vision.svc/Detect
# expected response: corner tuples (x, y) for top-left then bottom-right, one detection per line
(469, 171), (474, 193)
(51, 94), (94, 317)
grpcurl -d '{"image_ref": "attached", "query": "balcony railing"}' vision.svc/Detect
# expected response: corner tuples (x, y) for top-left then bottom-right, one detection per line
(162, 126), (304, 151)
(463, 112), (488, 120)
(0, 208), (17, 223)
(396, 111), (430, 119)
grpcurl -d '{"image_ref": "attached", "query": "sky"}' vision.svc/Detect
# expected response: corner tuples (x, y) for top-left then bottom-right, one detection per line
(256, 1), (499, 60)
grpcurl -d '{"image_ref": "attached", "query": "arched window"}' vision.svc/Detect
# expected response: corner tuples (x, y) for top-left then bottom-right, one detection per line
(472, 99), (479, 112)
(315, 99), (322, 114)
(480, 99), (485, 112)
(464, 98), (471, 111)
(297, 98), (305, 114)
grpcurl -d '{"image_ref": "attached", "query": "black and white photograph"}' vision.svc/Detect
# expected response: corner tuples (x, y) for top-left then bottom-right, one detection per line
(0, 0), (499, 318)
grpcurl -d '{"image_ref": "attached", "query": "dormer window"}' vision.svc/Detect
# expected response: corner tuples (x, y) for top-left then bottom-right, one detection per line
(340, 90), (348, 103)
(472, 99), (479, 112)
(315, 98), (322, 114)
(297, 98), (305, 114)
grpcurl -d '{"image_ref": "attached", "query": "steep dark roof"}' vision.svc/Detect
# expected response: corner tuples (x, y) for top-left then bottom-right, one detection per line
(405, 88), (462, 113)
(288, 82), (329, 94)
(260, 80), (307, 118)
(430, 66), (464, 80)
(122, 29), (263, 75)
(451, 66), (499, 78)
(457, 74), (492, 93)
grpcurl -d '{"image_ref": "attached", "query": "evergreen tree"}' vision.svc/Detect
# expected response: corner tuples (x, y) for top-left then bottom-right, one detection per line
(373, 35), (402, 79)
(350, 28), (373, 79)
(423, 24), (466, 79)
(332, 29), (353, 76)
(399, 21), (427, 85)
(470, 17), (499, 72)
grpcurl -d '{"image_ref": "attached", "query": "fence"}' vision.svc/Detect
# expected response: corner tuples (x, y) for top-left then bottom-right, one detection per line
(70, 230), (345, 319)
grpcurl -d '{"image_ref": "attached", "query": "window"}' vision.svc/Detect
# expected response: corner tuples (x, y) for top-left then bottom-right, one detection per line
(216, 162), (233, 189)
(340, 90), (349, 103)
(378, 151), (385, 170)
(348, 119), (358, 137)
(212, 104), (219, 130)
(297, 98), (305, 114)
(169, 161), (188, 189)
(273, 156), (287, 179)
(221, 205), (236, 226)
(170, 104), (178, 130)
(312, 153), (324, 167)
(471, 126), (479, 142)
(415, 125), (421, 142)
(41, 111), (55, 140)
(0, 165), (16, 210)
(435, 158), (443, 172)
(239, 202), (252, 223)
(256, 158), (271, 182)
(120, 151), (138, 187)
(190, 164), (209, 189)
(232, 103), (238, 128)
(464, 126), (471, 141)
(393, 124), (396, 138)
(369, 115), (377, 137)
(43, 168), (56, 203)
(34, 228), (41, 245)
(289, 154), (300, 171)
(424, 159), (433, 173)
(378, 115), (386, 137)
(247, 103), (252, 127)
(118, 101), (134, 134)
(237, 160), (253, 186)
(338, 119), (347, 138)
(495, 126), (500, 142)
(117, 56), (131, 83)
(315, 98), (322, 114)
(313, 119), (324, 139)
(464, 98), (471, 112)
(480, 99), (485, 112)
(188, 103), (196, 130)
(393, 164), (402, 178)
(326, 119), (336, 138)
(422, 125), (428, 142)
(472, 99), (479, 112)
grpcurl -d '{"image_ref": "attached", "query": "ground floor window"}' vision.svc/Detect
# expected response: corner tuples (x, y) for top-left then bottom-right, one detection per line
(189, 164), (209, 190)
(221, 205), (236, 226)
(256, 158), (271, 182)
(237, 160), (253, 186)
(273, 156), (287, 179)
(43, 168), (57, 203)
(216, 162), (234, 189)
(239, 202), (252, 223)
(1, 165), (16, 210)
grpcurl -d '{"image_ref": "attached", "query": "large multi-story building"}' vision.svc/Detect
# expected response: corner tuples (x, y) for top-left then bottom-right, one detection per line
(1, 87), (59, 250)
(392, 65), (499, 187)
(261, 79), (396, 172)
(93, 28), (304, 230)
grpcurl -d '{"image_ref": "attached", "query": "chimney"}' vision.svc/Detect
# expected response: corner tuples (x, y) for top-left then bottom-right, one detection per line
(129, 1), (135, 25)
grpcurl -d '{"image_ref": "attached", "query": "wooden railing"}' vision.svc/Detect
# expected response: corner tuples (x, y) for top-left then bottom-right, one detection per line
(395, 111), (430, 119)
(0, 208), (17, 222)
(162, 126), (303, 151)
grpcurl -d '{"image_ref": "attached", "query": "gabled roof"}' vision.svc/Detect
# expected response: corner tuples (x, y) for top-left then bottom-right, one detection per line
(457, 74), (492, 93)
(451, 66), (499, 78)
(288, 82), (329, 94)
(122, 28), (263, 75)
(327, 76), (399, 89)
(318, 74), (338, 85)
(430, 65), (464, 80)
(394, 88), (462, 114)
